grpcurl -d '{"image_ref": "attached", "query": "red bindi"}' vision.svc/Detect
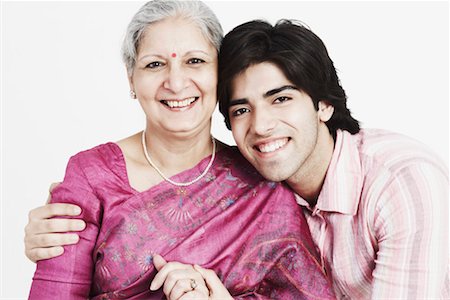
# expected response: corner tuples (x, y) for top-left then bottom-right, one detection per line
(171, 53), (177, 58)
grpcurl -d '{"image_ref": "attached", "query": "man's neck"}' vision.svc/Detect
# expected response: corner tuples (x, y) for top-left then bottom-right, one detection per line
(286, 127), (335, 207)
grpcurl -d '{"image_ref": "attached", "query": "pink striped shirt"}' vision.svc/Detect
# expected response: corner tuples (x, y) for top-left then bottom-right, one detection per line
(295, 129), (449, 299)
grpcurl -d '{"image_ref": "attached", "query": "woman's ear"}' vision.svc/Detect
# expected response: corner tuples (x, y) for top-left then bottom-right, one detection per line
(318, 101), (334, 122)
(128, 70), (136, 99)
(127, 68), (134, 90)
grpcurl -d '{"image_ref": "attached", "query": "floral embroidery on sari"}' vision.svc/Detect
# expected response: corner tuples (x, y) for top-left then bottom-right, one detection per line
(30, 144), (335, 299)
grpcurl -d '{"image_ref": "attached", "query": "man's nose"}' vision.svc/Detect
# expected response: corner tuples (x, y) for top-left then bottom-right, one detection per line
(251, 108), (276, 136)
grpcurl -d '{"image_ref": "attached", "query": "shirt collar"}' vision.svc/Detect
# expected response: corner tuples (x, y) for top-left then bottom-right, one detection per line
(295, 130), (363, 215)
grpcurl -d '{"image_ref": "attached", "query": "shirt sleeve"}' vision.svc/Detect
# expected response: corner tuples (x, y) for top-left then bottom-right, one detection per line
(29, 154), (102, 299)
(370, 161), (449, 299)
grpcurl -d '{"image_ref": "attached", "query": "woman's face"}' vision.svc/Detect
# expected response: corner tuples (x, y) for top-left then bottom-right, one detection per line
(130, 17), (218, 137)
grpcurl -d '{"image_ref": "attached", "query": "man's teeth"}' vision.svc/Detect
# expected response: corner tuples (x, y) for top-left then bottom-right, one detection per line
(258, 139), (288, 153)
(165, 97), (196, 108)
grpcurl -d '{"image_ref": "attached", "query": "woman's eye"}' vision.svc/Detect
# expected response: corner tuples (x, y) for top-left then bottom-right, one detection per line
(274, 96), (291, 103)
(146, 61), (164, 69)
(187, 58), (205, 64)
(231, 107), (250, 117)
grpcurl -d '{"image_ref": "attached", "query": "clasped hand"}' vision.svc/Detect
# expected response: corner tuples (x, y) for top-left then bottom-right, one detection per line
(23, 184), (232, 299)
(150, 254), (232, 300)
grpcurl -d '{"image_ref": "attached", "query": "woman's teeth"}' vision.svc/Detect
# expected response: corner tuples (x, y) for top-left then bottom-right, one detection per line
(164, 97), (197, 108)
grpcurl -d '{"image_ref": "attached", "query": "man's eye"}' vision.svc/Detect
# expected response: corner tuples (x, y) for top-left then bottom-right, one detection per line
(231, 107), (250, 117)
(187, 58), (205, 64)
(274, 96), (291, 103)
(146, 61), (163, 69)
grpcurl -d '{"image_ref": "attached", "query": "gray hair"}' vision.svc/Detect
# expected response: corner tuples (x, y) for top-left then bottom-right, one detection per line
(122, 0), (223, 75)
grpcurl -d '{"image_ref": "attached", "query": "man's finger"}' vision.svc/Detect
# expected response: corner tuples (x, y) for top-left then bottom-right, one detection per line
(150, 257), (192, 291)
(25, 246), (64, 263)
(193, 264), (221, 288)
(25, 233), (80, 248)
(28, 203), (82, 220)
(194, 264), (232, 299)
(25, 218), (86, 234)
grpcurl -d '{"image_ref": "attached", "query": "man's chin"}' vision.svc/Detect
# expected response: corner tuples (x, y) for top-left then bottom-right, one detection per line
(256, 168), (290, 183)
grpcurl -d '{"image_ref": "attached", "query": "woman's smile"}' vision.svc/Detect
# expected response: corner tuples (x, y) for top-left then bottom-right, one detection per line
(130, 16), (218, 135)
(160, 96), (199, 110)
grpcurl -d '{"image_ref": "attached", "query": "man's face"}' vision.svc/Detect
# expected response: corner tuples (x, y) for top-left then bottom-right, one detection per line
(228, 62), (333, 183)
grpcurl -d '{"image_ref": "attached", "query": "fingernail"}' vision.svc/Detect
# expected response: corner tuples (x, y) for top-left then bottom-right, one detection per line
(73, 206), (81, 215)
(149, 281), (156, 291)
(54, 246), (64, 255)
(76, 221), (86, 230)
(69, 234), (80, 243)
(193, 264), (203, 272)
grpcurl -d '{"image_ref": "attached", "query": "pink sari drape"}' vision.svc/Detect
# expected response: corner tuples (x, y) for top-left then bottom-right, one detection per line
(29, 143), (335, 299)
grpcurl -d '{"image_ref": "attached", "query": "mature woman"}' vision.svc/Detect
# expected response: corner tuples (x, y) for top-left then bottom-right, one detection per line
(27, 1), (335, 299)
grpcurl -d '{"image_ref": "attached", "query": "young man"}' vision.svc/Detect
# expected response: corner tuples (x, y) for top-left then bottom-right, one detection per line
(216, 20), (449, 299)
(25, 19), (448, 299)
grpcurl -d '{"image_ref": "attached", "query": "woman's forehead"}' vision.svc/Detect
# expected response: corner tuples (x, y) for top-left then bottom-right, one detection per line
(137, 18), (216, 57)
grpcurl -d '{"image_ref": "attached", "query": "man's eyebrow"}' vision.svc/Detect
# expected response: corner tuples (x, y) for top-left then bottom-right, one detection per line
(264, 85), (298, 97)
(228, 85), (298, 108)
(228, 98), (248, 107)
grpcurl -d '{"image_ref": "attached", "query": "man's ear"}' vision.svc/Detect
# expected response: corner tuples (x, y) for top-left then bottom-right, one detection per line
(318, 100), (334, 122)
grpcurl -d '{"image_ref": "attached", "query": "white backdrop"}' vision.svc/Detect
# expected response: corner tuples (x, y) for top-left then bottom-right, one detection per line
(1, 1), (448, 298)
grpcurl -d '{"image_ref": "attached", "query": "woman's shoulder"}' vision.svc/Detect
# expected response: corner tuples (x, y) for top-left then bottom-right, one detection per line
(71, 132), (141, 168)
(71, 142), (124, 168)
(219, 144), (251, 165)
(65, 142), (128, 191)
(215, 143), (265, 182)
(214, 142), (294, 199)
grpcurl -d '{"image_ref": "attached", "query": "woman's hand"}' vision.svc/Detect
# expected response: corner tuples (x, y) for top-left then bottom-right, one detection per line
(150, 255), (209, 300)
(150, 254), (232, 300)
(193, 264), (233, 300)
(24, 183), (86, 262)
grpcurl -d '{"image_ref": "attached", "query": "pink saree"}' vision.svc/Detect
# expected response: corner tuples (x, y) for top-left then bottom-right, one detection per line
(29, 143), (335, 299)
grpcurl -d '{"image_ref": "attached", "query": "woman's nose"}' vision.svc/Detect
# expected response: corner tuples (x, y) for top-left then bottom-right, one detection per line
(163, 66), (189, 93)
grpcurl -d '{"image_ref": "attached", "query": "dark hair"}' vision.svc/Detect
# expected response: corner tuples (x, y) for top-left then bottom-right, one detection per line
(218, 19), (360, 139)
